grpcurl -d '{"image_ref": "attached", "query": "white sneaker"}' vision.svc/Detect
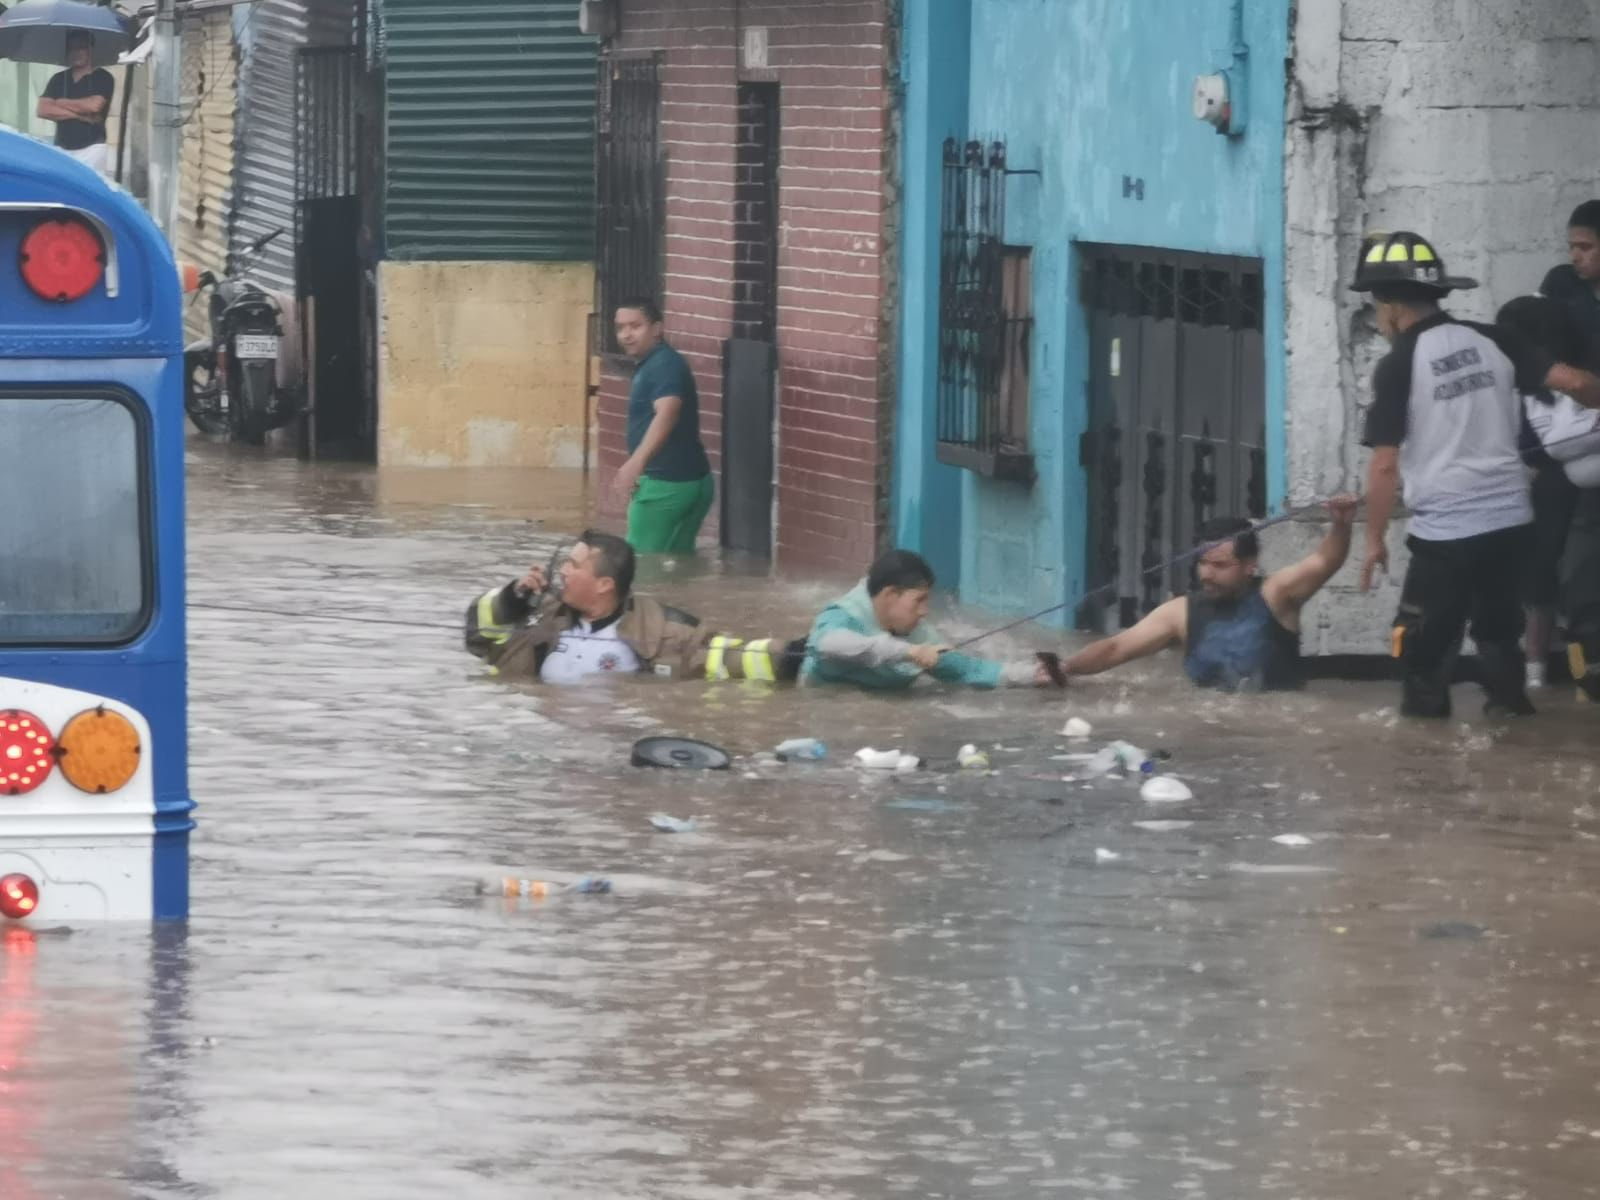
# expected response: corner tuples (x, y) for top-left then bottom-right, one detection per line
(1526, 662), (1546, 690)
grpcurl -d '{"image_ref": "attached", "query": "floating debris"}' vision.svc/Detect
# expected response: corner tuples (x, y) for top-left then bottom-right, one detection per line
(1061, 716), (1093, 740)
(854, 747), (902, 770)
(957, 743), (990, 770)
(1271, 833), (1312, 847)
(774, 737), (827, 761)
(854, 747), (921, 773)
(649, 814), (697, 834)
(631, 736), (730, 771)
(1140, 776), (1194, 803)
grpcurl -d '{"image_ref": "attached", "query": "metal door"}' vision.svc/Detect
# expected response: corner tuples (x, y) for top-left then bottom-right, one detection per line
(296, 43), (374, 460)
(1078, 248), (1267, 630)
(721, 339), (776, 558)
(721, 83), (780, 557)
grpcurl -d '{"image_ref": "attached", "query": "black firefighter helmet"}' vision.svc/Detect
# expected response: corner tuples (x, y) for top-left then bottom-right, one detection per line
(1350, 231), (1479, 296)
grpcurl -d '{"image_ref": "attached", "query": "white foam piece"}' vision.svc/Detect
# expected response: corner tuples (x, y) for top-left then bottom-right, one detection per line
(1061, 717), (1093, 740)
(854, 747), (903, 770)
(1139, 776), (1194, 803)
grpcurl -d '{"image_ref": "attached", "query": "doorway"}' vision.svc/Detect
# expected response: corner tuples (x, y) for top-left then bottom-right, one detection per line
(295, 43), (377, 460)
(1078, 247), (1267, 630)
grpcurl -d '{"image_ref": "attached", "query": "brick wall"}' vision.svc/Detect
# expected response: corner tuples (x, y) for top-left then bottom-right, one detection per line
(599, 0), (893, 573)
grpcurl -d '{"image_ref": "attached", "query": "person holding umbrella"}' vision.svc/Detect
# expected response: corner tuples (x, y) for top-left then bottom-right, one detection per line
(36, 29), (114, 173)
(0, 1), (133, 176)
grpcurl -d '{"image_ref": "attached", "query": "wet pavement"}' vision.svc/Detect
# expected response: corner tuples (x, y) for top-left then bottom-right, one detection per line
(6, 441), (1600, 1199)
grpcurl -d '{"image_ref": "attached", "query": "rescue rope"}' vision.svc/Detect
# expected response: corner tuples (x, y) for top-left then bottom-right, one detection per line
(951, 500), (1348, 651)
(188, 409), (1600, 654)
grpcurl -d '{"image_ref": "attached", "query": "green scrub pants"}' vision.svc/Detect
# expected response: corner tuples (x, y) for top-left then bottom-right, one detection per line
(627, 474), (715, 554)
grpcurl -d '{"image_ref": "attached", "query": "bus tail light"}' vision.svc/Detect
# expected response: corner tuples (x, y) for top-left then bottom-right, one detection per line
(19, 215), (106, 303)
(0, 875), (39, 920)
(0, 710), (55, 796)
(56, 706), (141, 794)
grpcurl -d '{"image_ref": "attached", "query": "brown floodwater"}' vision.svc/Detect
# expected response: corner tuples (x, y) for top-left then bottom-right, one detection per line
(3, 441), (1598, 1199)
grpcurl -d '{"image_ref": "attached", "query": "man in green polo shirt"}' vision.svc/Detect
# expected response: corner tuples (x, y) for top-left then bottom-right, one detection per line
(611, 298), (715, 554)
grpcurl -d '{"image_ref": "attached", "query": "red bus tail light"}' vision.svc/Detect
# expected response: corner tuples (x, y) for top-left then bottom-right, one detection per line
(0, 710), (55, 796)
(19, 215), (106, 303)
(0, 875), (39, 920)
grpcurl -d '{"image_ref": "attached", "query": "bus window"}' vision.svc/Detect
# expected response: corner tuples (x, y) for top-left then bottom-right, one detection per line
(0, 393), (148, 644)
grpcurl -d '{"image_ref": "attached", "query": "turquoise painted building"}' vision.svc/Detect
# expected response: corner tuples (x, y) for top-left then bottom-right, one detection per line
(893, 0), (1290, 626)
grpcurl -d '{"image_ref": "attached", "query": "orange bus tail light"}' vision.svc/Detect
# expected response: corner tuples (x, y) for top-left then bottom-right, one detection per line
(56, 706), (141, 794)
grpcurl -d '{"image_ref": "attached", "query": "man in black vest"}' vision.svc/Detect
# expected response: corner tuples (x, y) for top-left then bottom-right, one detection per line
(1060, 497), (1357, 691)
(37, 31), (116, 175)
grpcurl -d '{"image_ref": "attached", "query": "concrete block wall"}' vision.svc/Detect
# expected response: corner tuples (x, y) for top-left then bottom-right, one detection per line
(597, 1), (894, 572)
(1282, 0), (1600, 650)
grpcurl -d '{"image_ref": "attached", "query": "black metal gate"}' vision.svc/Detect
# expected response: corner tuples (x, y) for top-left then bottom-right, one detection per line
(1078, 247), (1267, 630)
(296, 43), (374, 460)
(935, 138), (1034, 483)
(596, 54), (664, 355)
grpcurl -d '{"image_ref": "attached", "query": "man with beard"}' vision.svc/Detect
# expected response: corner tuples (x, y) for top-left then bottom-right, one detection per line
(1059, 498), (1357, 691)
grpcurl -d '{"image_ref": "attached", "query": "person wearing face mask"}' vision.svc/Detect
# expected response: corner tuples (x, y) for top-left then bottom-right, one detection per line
(1058, 499), (1357, 691)
(802, 549), (1056, 690)
(464, 530), (803, 684)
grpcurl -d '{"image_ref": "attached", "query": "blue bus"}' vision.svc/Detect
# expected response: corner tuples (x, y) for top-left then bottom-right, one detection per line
(0, 130), (192, 921)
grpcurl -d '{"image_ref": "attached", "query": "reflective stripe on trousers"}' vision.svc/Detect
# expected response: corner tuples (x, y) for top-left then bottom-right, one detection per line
(705, 636), (777, 682)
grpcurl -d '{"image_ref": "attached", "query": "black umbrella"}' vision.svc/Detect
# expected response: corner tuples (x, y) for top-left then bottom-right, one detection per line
(0, 0), (132, 67)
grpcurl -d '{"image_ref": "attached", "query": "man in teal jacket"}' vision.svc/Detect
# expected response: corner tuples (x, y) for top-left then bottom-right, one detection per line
(802, 549), (1053, 690)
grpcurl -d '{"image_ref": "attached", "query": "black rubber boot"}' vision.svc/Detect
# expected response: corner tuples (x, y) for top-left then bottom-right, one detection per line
(1400, 673), (1452, 719)
(1478, 643), (1536, 717)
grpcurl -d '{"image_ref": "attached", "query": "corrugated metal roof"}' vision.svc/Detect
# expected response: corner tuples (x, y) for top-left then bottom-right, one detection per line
(381, 0), (596, 262)
(177, 10), (236, 342)
(232, 0), (356, 291)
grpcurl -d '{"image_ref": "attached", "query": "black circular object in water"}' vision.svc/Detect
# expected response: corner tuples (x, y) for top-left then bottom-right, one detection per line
(630, 736), (731, 771)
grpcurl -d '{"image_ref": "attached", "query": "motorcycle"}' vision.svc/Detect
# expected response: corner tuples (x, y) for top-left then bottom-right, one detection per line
(181, 229), (305, 444)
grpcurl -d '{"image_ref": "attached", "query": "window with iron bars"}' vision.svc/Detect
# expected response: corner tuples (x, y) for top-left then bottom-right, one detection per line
(936, 138), (1034, 483)
(595, 55), (664, 357)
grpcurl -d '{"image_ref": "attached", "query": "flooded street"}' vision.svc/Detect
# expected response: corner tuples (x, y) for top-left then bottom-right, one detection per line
(7, 443), (1600, 1199)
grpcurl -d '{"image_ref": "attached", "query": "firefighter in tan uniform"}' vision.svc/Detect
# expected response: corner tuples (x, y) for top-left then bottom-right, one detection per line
(465, 529), (803, 684)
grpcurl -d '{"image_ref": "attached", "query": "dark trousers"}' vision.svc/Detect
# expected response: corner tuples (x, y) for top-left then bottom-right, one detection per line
(1394, 525), (1531, 717)
(1564, 488), (1600, 694)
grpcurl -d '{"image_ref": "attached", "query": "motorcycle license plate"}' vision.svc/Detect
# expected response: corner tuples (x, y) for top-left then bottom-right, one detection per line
(233, 334), (279, 359)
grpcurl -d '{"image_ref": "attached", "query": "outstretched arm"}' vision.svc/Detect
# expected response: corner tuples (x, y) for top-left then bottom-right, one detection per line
(1062, 597), (1186, 678)
(1263, 495), (1357, 612)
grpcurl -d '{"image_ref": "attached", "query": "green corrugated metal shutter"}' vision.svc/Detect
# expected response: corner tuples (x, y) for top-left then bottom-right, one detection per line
(381, 0), (596, 261)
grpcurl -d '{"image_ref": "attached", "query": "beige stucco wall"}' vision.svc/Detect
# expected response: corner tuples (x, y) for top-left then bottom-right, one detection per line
(378, 260), (594, 468)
